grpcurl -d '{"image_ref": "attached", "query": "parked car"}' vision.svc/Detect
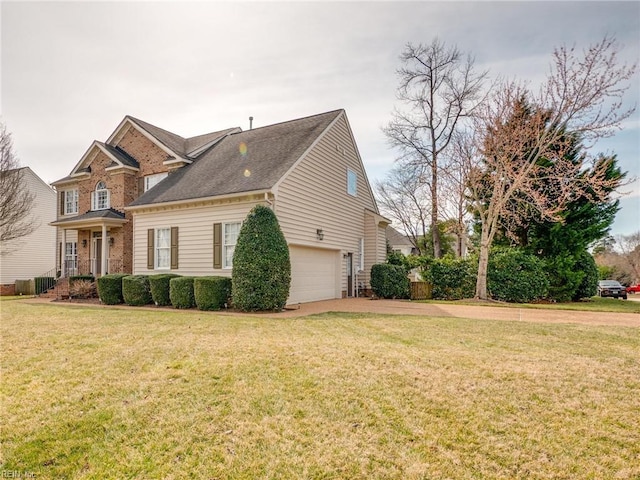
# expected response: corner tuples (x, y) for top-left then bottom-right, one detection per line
(597, 280), (627, 300)
(626, 284), (640, 294)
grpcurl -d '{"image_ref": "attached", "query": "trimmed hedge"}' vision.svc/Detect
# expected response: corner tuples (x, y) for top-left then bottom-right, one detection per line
(97, 274), (128, 305)
(35, 276), (55, 295)
(194, 276), (232, 311)
(370, 264), (410, 299)
(422, 256), (477, 300)
(232, 205), (291, 312)
(170, 276), (195, 309)
(149, 273), (181, 306)
(487, 249), (548, 303)
(122, 275), (153, 306)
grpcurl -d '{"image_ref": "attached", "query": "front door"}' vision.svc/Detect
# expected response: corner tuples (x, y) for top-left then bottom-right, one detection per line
(94, 238), (102, 276)
(347, 253), (353, 297)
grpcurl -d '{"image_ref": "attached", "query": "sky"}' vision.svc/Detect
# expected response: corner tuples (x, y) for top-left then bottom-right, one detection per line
(2, 1), (639, 236)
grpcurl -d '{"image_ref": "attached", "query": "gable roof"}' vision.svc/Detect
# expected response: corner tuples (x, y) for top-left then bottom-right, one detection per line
(128, 109), (343, 207)
(127, 117), (240, 159)
(51, 141), (141, 186)
(386, 226), (413, 247)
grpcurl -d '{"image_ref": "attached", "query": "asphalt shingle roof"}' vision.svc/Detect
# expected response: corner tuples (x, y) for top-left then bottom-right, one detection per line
(102, 143), (140, 169)
(53, 208), (126, 224)
(127, 117), (240, 159)
(129, 110), (342, 207)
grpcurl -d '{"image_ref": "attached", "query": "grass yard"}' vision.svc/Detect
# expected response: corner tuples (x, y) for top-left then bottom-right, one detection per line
(1, 300), (639, 479)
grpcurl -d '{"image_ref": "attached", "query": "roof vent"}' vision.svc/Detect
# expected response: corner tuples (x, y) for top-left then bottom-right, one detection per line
(249, 116), (254, 130)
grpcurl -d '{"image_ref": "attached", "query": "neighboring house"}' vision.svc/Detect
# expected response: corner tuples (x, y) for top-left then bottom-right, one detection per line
(51, 109), (390, 304)
(386, 226), (417, 256)
(0, 167), (57, 295)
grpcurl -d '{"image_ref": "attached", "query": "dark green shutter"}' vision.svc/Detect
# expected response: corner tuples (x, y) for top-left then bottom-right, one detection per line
(147, 229), (154, 270)
(170, 227), (179, 269)
(59, 191), (65, 215)
(213, 223), (222, 269)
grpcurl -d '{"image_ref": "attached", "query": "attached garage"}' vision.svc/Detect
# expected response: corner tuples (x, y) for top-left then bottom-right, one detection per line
(288, 246), (340, 304)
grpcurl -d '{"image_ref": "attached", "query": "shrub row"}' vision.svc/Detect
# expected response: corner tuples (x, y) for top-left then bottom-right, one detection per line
(96, 274), (231, 310)
(412, 249), (551, 303)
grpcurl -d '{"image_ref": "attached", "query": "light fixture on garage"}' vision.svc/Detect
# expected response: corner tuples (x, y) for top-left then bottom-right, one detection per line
(316, 229), (324, 241)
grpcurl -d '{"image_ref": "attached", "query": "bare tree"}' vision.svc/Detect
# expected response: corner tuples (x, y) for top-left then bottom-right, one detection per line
(615, 231), (640, 283)
(375, 162), (430, 254)
(0, 122), (35, 254)
(384, 38), (488, 258)
(468, 37), (637, 299)
(439, 130), (476, 256)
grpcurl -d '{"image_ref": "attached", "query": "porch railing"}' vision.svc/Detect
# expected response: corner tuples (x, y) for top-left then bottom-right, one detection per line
(59, 259), (125, 277)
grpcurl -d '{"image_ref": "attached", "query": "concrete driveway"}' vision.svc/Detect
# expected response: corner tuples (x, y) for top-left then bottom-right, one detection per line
(275, 297), (640, 328)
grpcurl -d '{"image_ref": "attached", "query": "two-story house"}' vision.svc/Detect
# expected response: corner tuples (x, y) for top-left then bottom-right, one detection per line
(51, 117), (237, 277)
(52, 110), (390, 304)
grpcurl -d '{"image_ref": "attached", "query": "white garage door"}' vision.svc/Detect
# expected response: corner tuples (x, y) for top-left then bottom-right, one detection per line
(288, 246), (339, 304)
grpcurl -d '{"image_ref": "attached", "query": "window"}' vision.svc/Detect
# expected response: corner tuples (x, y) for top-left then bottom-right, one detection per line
(64, 190), (78, 215)
(92, 181), (110, 210)
(65, 242), (77, 273)
(145, 172), (168, 192)
(347, 169), (357, 197)
(155, 228), (171, 269)
(223, 222), (241, 268)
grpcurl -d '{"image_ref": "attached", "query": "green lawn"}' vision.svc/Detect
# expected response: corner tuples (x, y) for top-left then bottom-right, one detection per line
(1, 300), (639, 479)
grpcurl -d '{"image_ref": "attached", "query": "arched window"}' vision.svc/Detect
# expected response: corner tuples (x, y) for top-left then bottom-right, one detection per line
(92, 181), (110, 210)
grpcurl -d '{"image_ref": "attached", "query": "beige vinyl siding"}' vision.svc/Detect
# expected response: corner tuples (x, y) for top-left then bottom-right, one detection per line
(132, 200), (265, 276)
(276, 114), (384, 293)
(0, 168), (57, 284)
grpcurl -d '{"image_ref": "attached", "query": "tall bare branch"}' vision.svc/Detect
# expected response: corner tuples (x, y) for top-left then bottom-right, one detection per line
(0, 122), (36, 254)
(384, 38), (488, 258)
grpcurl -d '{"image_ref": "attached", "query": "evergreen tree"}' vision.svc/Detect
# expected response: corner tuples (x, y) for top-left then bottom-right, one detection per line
(231, 205), (291, 311)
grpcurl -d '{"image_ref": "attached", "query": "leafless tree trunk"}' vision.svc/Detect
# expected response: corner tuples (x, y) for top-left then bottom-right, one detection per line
(468, 37), (637, 299)
(384, 38), (488, 258)
(375, 163), (430, 254)
(440, 130), (476, 256)
(0, 122), (36, 254)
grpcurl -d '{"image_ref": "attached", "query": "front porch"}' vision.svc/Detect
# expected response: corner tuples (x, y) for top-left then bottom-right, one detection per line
(51, 209), (130, 278)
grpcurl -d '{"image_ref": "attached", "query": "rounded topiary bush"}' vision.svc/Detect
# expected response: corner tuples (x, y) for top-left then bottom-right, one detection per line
(370, 264), (410, 299)
(122, 275), (152, 306)
(97, 273), (128, 305)
(232, 205), (291, 312)
(169, 276), (195, 309)
(194, 276), (232, 311)
(488, 248), (548, 303)
(149, 273), (181, 306)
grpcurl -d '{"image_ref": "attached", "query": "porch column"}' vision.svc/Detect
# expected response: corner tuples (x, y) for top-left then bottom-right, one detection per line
(101, 224), (107, 276)
(61, 229), (67, 278)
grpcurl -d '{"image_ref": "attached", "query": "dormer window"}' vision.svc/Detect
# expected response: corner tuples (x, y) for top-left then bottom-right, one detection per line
(92, 181), (110, 210)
